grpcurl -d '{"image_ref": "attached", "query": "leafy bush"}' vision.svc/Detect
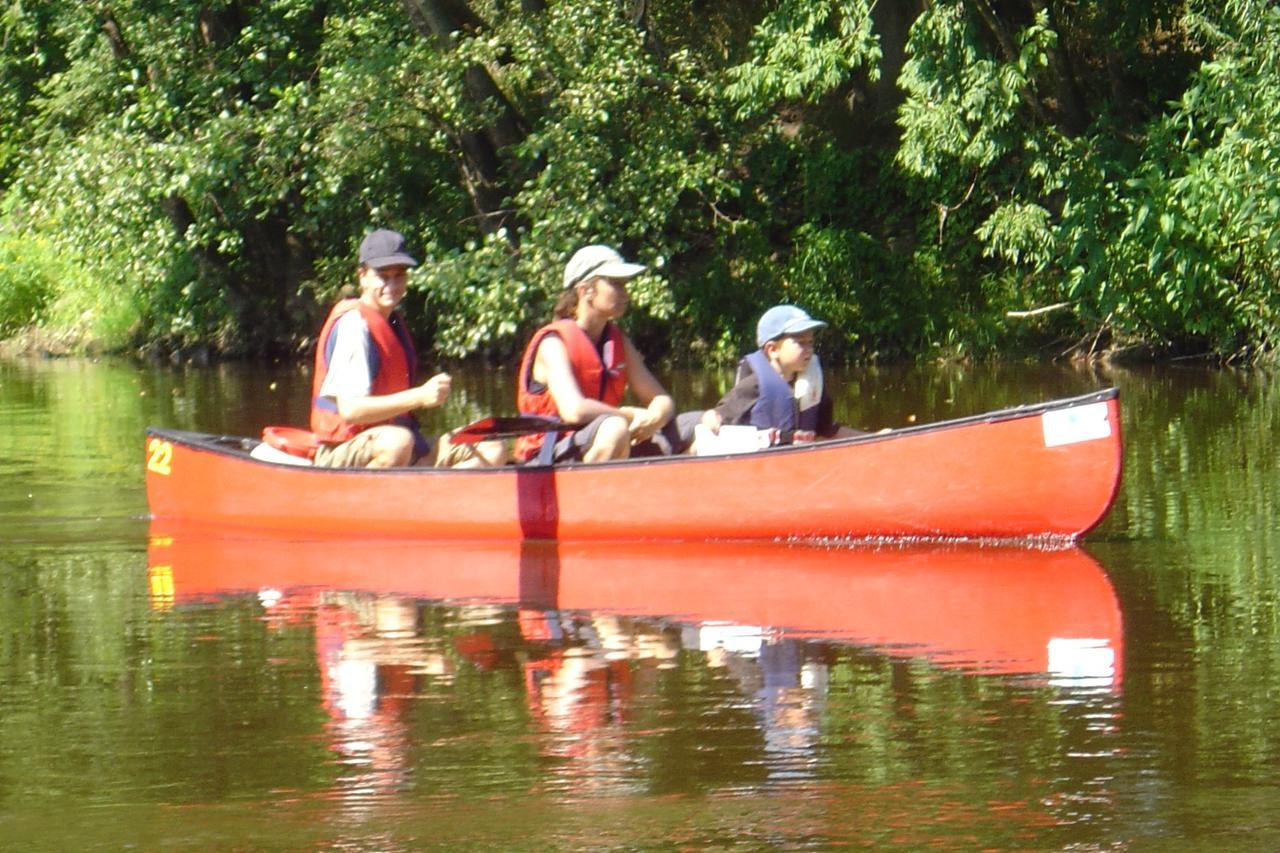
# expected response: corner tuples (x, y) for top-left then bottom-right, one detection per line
(0, 231), (55, 336)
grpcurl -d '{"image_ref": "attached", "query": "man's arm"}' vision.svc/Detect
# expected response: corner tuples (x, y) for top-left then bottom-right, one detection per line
(320, 312), (450, 424)
(334, 377), (450, 425)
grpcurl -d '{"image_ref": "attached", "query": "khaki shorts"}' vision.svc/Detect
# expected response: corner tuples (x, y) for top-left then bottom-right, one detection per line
(314, 428), (481, 468)
(431, 430), (483, 468)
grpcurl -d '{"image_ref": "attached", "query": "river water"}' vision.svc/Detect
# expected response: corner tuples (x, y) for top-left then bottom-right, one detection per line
(1, 355), (1277, 850)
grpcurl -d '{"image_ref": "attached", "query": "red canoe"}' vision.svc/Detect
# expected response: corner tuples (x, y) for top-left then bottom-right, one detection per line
(144, 388), (1122, 542)
(147, 529), (1123, 683)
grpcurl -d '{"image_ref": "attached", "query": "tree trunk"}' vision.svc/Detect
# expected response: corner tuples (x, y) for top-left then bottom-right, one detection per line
(100, 13), (131, 61)
(1029, 0), (1089, 135)
(236, 204), (315, 353)
(967, 0), (1021, 64)
(966, 0), (1053, 128)
(197, 4), (245, 48)
(399, 0), (531, 236)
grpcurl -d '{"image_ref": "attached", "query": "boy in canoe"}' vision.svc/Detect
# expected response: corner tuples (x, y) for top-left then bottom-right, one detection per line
(694, 304), (862, 449)
(514, 244), (681, 464)
(310, 229), (506, 469)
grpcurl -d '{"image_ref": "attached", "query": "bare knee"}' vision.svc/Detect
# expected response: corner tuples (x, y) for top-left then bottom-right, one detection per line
(476, 439), (508, 467)
(583, 415), (631, 463)
(366, 427), (414, 468)
(450, 438), (508, 469)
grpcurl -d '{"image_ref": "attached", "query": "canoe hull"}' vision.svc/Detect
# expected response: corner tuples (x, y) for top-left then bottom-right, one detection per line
(145, 389), (1122, 542)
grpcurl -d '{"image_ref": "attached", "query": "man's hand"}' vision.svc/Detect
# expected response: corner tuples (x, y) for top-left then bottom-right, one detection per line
(417, 372), (452, 409)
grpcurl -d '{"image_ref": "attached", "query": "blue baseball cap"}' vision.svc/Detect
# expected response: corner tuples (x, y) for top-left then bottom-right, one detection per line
(756, 305), (827, 346)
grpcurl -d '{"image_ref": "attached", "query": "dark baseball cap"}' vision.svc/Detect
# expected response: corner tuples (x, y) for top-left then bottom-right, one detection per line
(358, 229), (419, 269)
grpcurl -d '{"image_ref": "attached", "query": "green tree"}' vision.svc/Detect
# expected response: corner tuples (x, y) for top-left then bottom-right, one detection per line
(897, 0), (1280, 362)
(2, 0), (1279, 364)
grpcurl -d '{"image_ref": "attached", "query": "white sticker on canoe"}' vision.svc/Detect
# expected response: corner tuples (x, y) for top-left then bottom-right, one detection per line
(1041, 402), (1111, 447)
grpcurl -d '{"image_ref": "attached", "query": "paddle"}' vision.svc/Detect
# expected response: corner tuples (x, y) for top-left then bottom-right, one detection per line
(451, 415), (562, 444)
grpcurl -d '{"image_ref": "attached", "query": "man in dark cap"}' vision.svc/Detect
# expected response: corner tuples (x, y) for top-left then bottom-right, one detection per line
(309, 229), (505, 468)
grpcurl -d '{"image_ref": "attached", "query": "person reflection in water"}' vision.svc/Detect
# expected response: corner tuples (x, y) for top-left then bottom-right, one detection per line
(519, 608), (679, 790)
(699, 626), (831, 779)
(314, 592), (452, 812)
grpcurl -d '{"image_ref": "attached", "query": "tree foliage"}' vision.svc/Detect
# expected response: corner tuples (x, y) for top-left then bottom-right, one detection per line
(0, 0), (1277, 363)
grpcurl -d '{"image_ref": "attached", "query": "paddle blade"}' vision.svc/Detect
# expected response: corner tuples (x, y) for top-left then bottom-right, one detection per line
(452, 415), (561, 443)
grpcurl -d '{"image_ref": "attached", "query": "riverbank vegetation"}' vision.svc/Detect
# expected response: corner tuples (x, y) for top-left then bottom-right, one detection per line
(1, 0), (1277, 365)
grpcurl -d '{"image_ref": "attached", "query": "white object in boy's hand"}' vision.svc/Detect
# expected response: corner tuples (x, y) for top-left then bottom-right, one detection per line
(694, 424), (773, 456)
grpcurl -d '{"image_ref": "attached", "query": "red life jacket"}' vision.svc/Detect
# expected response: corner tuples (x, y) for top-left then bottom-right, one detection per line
(514, 319), (627, 461)
(310, 299), (418, 444)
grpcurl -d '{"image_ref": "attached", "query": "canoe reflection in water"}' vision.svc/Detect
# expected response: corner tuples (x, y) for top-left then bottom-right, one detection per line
(147, 528), (1124, 795)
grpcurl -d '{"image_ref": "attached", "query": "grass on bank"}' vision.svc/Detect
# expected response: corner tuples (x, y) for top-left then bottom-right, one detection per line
(0, 228), (140, 355)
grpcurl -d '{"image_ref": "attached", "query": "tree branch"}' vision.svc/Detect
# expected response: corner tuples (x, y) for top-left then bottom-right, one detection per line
(1006, 301), (1072, 318)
